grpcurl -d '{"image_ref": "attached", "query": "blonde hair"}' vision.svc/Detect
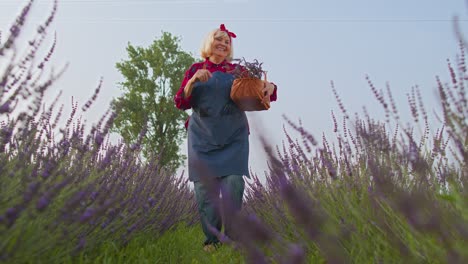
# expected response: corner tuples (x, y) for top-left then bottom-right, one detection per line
(200, 29), (234, 61)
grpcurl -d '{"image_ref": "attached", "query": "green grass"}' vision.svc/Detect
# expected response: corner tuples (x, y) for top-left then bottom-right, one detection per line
(27, 224), (245, 264)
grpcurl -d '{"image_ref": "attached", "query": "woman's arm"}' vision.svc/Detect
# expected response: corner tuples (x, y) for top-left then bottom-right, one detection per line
(174, 64), (198, 110)
(174, 63), (212, 110)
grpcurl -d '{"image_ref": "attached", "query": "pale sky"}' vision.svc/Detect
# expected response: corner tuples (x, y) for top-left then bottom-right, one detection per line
(1, 0), (467, 178)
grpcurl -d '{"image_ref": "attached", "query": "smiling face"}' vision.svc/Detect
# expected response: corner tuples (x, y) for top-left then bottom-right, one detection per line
(210, 33), (231, 61)
(200, 29), (234, 61)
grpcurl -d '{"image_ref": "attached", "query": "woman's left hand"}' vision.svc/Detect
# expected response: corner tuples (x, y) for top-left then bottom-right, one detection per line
(261, 81), (275, 103)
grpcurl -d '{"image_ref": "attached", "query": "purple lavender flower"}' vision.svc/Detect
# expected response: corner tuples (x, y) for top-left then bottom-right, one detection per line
(282, 244), (306, 264)
(36, 196), (50, 211)
(80, 208), (95, 223)
(23, 182), (40, 202)
(9, 25), (20, 37)
(0, 102), (10, 113)
(147, 197), (156, 207)
(90, 191), (99, 200)
(73, 237), (86, 254)
(4, 207), (20, 227)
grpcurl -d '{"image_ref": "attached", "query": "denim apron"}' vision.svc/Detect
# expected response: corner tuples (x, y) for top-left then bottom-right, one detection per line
(187, 71), (249, 181)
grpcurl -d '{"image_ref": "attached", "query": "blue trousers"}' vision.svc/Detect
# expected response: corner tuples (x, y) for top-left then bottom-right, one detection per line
(194, 174), (245, 245)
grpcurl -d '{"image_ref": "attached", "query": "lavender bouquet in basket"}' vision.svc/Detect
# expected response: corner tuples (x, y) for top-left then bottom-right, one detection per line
(229, 58), (270, 111)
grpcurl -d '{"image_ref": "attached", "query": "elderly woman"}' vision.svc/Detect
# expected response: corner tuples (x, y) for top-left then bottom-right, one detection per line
(174, 24), (277, 251)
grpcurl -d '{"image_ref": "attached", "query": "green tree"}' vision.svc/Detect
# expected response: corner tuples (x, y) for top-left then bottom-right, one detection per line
(112, 31), (195, 173)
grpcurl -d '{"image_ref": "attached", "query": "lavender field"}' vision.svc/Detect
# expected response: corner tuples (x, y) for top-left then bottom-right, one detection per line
(1, 1), (467, 263)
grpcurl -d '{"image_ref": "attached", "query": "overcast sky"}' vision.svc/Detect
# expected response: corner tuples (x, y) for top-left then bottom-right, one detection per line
(1, 0), (467, 178)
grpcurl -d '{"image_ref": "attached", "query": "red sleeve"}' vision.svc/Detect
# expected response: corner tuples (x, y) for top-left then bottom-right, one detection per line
(174, 63), (201, 110)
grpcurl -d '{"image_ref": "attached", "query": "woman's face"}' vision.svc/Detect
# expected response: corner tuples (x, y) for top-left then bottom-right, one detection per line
(210, 35), (231, 60)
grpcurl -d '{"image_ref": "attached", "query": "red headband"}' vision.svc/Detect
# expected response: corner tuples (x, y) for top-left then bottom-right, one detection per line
(219, 24), (236, 39)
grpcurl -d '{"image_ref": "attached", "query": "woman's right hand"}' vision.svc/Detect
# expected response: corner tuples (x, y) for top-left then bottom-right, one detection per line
(192, 69), (212, 82)
(184, 69), (212, 97)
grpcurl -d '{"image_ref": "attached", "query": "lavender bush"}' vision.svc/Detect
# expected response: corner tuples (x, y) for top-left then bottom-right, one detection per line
(0, 1), (197, 262)
(233, 44), (468, 263)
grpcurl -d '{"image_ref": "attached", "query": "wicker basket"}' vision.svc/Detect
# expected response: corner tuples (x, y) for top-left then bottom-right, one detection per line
(230, 72), (270, 111)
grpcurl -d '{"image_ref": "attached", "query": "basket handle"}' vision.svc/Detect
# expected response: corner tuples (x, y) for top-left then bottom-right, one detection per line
(263, 71), (268, 82)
